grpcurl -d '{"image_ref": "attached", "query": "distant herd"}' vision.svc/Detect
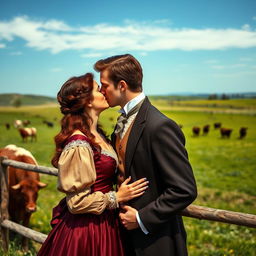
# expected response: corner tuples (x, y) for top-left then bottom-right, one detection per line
(191, 122), (248, 139)
(4, 119), (54, 142)
(3, 119), (249, 142)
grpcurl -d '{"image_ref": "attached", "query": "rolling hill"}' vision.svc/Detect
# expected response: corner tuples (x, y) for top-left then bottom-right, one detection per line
(0, 93), (57, 106)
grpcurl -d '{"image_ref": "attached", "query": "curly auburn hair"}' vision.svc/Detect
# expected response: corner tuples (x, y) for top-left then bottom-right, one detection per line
(51, 72), (105, 167)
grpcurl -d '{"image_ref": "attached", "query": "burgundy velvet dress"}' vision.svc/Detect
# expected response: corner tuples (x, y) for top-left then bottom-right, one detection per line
(37, 135), (125, 256)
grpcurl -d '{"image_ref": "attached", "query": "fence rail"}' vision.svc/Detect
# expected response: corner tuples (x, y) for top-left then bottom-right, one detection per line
(1, 158), (256, 252)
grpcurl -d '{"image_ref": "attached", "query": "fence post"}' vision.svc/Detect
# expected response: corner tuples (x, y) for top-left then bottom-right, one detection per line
(0, 156), (9, 252)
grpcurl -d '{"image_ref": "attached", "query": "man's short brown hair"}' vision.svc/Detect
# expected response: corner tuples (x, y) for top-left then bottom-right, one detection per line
(94, 54), (143, 92)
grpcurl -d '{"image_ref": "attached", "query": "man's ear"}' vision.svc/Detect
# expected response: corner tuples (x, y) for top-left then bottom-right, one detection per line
(118, 80), (127, 91)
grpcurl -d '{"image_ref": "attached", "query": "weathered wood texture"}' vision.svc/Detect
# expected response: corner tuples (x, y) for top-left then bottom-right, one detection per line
(0, 156), (10, 252)
(181, 205), (256, 228)
(1, 158), (58, 176)
(1, 219), (47, 244)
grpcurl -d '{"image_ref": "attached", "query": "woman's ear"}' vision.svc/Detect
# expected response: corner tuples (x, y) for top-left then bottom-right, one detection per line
(87, 101), (93, 108)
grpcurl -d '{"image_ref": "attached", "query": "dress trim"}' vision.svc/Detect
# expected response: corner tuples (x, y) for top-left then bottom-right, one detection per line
(63, 139), (93, 154)
(101, 149), (118, 166)
(63, 135), (118, 165)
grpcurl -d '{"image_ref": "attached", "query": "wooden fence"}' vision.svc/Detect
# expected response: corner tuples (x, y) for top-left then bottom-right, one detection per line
(1, 157), (256, 252)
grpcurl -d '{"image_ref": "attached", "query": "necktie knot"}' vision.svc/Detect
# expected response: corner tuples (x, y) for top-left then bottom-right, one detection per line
(114, 99), (144, 136)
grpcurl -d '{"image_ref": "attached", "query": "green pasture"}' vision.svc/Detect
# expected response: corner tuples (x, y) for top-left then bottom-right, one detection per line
(0, 100), (255, 256)
(154, 98), (256, 109)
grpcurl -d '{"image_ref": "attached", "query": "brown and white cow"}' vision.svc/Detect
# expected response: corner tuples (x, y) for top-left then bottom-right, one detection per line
(0, 144), (47, 250)
(14, 120), (23, 128)
(18, 127), (37, 142)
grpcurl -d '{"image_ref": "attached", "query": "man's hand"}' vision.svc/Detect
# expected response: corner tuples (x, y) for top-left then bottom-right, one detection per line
(119, 205), (139, 230)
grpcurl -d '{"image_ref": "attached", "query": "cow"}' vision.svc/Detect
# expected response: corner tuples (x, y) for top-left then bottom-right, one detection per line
(220, 128), (233, 138)
(203, 125), (210, 135)
(23, 120), (31, 126)
(214, 122), (222, 129)
(192, 126), (200, 136)
(0, 144), (47, 250)
(14, 120), (23, 128)
(43, 120), (54, 128)
(5, 123), (10, 130)
(239, 127), (248, 139)
(18, 127), (37, 142)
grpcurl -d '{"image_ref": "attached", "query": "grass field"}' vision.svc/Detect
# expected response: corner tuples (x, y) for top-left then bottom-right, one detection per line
(0, 99), (256, 256)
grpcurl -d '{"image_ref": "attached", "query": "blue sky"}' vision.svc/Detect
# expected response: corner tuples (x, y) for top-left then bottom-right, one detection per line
(0, 0), (256, 97)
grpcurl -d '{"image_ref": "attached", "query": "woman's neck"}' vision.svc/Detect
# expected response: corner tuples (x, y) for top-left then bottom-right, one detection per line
(88, 110), (99, 134)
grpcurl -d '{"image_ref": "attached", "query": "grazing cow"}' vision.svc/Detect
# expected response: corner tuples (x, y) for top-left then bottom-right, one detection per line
(43, 120), (54, 128)
(203, 125), (210, 135)
(192, 126), (200, 136)
(23, 120), (31, 126)
(220, 128), (233, 138)
(0, 144), (47, 250)
(5, 123), (10, 130)
(18, 127), (37, 142)
(239, 127), (248, 139)
(214, 122), (222, 129)
(14, 120), (23, 128)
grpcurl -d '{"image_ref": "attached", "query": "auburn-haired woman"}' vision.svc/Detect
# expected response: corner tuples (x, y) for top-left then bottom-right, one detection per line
(37, 73), (148, 256)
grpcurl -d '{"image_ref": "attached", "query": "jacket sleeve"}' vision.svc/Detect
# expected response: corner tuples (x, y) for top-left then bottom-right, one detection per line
(138, 118), (197, 233)
(57, 144), (117, 215)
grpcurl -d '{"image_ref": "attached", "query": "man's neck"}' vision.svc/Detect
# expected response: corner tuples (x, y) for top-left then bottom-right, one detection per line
(120, 91), (142, 108)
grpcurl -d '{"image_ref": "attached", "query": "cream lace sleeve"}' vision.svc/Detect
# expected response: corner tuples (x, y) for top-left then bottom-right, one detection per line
(57, 140), (118, 215)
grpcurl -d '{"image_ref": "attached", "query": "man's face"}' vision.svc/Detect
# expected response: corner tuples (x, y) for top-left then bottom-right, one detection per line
(100, 69), (121, 107)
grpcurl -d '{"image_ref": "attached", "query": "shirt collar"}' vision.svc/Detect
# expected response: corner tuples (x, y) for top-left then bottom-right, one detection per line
(119, 92), (146, 115)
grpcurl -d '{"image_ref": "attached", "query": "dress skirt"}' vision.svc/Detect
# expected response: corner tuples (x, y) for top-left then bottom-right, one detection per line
(37, 198), (125, 256)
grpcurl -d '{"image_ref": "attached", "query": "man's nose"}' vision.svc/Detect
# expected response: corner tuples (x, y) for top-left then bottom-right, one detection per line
(100, 89), (105, 95)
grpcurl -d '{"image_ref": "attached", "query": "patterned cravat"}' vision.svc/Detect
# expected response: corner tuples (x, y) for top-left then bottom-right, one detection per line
(114, 100), (143, 136)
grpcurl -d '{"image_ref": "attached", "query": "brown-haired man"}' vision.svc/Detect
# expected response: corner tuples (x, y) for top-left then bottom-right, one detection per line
(94, 54), (197, 256)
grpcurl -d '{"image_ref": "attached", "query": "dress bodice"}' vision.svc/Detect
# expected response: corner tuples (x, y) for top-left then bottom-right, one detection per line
(64, 134), (117, 194)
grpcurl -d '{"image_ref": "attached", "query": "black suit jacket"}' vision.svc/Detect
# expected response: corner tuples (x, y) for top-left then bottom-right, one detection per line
(112, 97), (197, 256)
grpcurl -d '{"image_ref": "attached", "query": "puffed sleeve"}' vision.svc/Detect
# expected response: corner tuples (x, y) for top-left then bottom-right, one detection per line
(57, 142), (118, 215)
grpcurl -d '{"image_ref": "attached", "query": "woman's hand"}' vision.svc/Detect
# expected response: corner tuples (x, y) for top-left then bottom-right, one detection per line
(116, 177), (148, 203)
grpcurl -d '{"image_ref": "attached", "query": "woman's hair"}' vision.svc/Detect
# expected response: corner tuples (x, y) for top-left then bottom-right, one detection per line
(51, 72), (105, 167)
(94, 54), (143, 92)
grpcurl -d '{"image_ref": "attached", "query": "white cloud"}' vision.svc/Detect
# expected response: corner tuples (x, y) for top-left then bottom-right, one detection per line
(242, 24), (251, 31)
(240, 57), (254, 62)
(211, 63), (247, 70)
(50, 67), (62, 72)
(212, 65), (226, 70)
(0, 43), (6, 48)
(81, 52), (104, 58)
(205, 59), (219, 64)
(10, 51), (23, 55)
(0, 16), (256, 54)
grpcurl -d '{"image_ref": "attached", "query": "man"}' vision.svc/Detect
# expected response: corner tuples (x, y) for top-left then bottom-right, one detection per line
(94, 54), (197, 256)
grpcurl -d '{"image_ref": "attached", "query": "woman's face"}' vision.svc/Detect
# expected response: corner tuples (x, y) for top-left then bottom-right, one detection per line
(89, 80), (109, 112)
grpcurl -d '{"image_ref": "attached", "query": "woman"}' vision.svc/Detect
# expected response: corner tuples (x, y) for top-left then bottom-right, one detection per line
(37, 73), (148, 256)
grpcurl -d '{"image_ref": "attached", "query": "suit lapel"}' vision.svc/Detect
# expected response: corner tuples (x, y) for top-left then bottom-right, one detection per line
(125, 97), (150, 177)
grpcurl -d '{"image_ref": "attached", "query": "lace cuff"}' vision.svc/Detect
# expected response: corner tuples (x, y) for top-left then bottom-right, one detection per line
(106, 191), (119, 209)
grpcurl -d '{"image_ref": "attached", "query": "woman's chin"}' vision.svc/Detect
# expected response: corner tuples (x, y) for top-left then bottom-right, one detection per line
(99, 105), (109, 113)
